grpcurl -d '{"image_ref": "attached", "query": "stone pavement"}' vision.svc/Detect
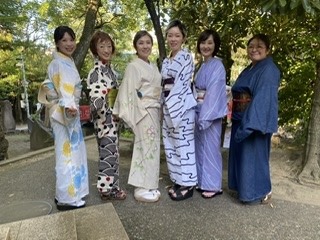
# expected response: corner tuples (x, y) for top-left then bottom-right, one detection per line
(1, 132), (320, 239)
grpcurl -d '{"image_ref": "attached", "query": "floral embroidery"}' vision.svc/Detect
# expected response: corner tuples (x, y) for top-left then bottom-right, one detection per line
(62, 140), (71, 157)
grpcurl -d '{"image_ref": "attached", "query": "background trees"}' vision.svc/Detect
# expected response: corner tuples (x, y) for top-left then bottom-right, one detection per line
(0, 0), (319, 184)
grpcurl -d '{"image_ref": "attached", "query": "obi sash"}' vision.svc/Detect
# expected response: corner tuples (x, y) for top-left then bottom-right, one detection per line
(162, 78), (174, 97)
(232, 92), (251, 112)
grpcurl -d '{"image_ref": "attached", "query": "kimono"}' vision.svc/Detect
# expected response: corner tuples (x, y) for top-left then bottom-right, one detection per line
(194, 57), (227, 191)
(48, 52), (89, 206)
(87, 60), (120, 193)
(228, 56), (280, 203)
(161, 49), (197, 187)
(113, 58), (162, 189)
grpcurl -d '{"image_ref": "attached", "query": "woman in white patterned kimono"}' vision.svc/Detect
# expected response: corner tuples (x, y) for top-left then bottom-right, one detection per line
(48, 26), (89, 210)
(161, 20), (197, 201)
(87, 31), (126, 200)
(113, 31), (162, 202)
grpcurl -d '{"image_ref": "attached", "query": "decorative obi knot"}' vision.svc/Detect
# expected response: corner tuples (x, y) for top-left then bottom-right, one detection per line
(232, 92), (251, 112)
(162, 78), (174, 97)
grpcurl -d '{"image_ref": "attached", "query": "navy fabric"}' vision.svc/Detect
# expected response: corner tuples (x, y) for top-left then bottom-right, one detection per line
(228, 56), (280, 203)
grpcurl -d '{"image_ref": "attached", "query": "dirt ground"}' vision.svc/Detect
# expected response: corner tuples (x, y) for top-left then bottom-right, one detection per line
(4, 131), (320, 207)
(269, 138), (320, 207)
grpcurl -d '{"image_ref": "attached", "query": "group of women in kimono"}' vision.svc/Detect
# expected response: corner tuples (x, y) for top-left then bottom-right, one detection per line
(48, 19), (280, 210)
(159, 21), (280, 204)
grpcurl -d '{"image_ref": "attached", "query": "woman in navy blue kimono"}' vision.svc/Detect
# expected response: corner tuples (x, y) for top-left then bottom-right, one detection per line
(228, 34), (280, 204)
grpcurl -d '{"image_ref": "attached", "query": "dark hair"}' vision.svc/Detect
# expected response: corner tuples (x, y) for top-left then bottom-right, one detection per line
(133, 30), (153, 50)
(165, 19), (187, 38)
(196, 29), (221, 57)
(54, 26), (75, 45)
(247, 34), (271, 50)
(89, 30), (116, 56)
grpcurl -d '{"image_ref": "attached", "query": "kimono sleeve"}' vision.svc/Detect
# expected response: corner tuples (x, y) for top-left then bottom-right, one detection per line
(113, 62), (147, 130)
(235, 63), (280, 142)
(87, 68), (105, 113)
(198, 60), (227, 130)
(165, 52), (197, 128)
(48, 60), (77, 110)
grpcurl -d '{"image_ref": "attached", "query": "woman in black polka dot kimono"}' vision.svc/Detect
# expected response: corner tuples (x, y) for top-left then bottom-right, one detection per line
(87, 31), (126, 200)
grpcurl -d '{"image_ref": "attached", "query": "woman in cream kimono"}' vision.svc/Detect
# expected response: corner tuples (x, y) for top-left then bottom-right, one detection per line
(113, 30), (162, 202)
(47, 26), (89, 210)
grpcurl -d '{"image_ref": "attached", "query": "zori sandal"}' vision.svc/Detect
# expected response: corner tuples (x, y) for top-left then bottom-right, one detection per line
(201, 190), (223, 199)
(100, 188), (126, 200)
(261, 192), (272, 204)
(134, 188), (161, 203)
(168, 184), (181, 196)
(170, 186), (194, 201)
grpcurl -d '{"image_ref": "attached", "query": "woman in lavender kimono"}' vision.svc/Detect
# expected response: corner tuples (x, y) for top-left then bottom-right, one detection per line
(113, 30), (162, 202)
(87, 31), (126, 200)
(228, 34), (280, 204)
(48, 26), (89, 210)
(194, 29), (227, 198)
(161, 20), (197, 201)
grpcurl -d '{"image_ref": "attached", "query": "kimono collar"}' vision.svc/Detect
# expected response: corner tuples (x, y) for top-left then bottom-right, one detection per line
(95, 59), (112, 69)
(250, 56), (273, 70)
(169, 48), (189, 59)
(53, 51), (75, 65)
(135, 57), (152, 67)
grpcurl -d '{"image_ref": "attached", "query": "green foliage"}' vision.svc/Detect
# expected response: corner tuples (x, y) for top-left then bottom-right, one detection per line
(259, 0), (320, 14)
(120, 127), (134, 139)
(0, 0), (24, 33)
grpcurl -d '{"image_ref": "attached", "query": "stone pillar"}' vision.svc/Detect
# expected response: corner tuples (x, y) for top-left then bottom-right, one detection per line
(0, 106), (9, 160)
(0, 100), (16, 132)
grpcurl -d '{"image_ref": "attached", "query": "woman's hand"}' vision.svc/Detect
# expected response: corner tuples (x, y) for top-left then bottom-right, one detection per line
(66, 107), (78, 118)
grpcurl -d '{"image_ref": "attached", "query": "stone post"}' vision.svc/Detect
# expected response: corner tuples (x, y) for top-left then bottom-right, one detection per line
(0, 105), (9, 160)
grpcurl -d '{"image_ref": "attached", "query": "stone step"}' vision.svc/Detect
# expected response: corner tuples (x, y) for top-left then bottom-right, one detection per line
(0, 227), (10, 240)
(0, 203), (128, 240)
(0, 211), (77, 240)
(75, 203), (129, 240)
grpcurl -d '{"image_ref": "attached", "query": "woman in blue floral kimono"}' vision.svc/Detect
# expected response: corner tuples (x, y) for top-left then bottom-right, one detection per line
(48, 26), (89, 211)
(228, 34), (281, 204)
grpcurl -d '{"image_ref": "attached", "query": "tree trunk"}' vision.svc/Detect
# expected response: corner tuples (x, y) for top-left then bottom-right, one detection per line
(298, 60), (320, 185)
(144, 0), (166, 69)
(73, 0), (101, 71)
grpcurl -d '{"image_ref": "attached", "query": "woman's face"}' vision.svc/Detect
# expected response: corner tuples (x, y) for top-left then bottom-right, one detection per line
(166, 26), (185, 56)
(247, 38), (269, 65)
(199, 34), (215, 61)
(96, 39), (113, 63)
(135, 35), (152, 62)
(56, 32), (76, 57)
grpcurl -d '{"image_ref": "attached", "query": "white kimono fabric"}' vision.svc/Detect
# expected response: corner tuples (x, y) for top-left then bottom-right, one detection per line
(161, 49), (198, 186)
(113, 58), (162, 189)
(48, 52), (89, 205)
